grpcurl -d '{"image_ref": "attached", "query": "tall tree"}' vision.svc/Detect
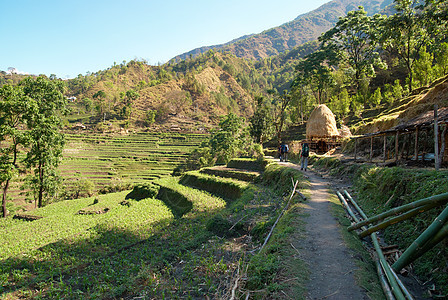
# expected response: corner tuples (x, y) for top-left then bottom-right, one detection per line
(319, 7), (384, 92)
(380, 0), (431, 91)
(0, 85), (34, 217)
(249, 96), (272, 143)
(293, 47), (336, 104)
(22, 77), (67, 208)
(269, 90), (292, 144)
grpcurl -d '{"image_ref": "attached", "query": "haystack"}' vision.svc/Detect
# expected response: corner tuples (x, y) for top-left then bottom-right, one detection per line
(306, 104), (339, 140)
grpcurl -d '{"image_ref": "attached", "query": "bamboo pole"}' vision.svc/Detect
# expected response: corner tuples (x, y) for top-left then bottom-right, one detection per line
(336, 191), (358, 221)
(437, 125), (446, 169)
(374, 253), (395, 300)
(370, 136), (374, 162)
(344, 190), (368, 220)
(435, 105), (439, 171)
(390, 267), (415, 300)
(383, 135), (387, 162)
(339, 191), (407, 300)
(358, 203), (439, 238)
(348, 192), (448, 232)
(392, 204), (448, 272)
(354, 138), (357, 161)
(407, 221), (448, 264)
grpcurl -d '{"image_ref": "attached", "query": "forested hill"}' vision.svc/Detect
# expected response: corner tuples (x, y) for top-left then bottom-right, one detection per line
(172, 0), (393, 62)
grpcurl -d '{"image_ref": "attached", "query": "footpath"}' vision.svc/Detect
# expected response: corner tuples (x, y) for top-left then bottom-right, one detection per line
(283, 162), (368, 299)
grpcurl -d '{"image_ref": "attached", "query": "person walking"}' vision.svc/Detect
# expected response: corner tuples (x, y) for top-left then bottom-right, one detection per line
(280, 142), (289, 162)
(300, 142), (309, 171)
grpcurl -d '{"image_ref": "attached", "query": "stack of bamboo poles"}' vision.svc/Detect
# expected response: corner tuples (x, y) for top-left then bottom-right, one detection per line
(337, 191), (448, 299)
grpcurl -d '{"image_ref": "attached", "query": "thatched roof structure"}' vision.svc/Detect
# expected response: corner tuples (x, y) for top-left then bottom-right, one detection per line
(306, 104), (340, 139)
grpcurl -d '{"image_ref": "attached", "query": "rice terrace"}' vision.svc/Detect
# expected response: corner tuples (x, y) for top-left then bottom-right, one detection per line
(3, 0), (448, 299)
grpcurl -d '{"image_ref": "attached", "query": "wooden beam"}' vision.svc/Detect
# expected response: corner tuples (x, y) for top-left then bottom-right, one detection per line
(414, 127), (419, 161)
(435, 105), (439, 171)
(395, 131), (399, 162)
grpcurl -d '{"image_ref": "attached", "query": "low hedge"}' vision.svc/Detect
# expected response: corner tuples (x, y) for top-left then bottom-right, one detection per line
(226, 158), (269, 172)
(200, 167), (260, 182)
(180, 171), (249, 200)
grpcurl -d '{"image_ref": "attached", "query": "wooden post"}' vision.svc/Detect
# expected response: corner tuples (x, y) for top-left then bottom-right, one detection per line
(383, 134), (387, 162)
(435, 105), (439, 171)
(370, 136), (373, 162)
(395, 131), (399, 162)
(414, 127), (419, 161)
(439, 125), (447, 169)
(354, 138), (357, 161)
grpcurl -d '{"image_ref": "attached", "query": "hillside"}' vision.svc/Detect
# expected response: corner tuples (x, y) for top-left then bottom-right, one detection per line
(172, 0), (393, 62)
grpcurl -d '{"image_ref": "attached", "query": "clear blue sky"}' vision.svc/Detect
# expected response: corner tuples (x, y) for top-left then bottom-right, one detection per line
(1, 0), (331, 79)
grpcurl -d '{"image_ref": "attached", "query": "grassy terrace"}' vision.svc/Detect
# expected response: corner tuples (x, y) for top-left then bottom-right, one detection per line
(60, 131), (207, 190)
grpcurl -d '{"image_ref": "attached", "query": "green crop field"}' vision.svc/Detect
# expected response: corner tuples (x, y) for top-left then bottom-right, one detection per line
(6, 131), (208, 210)
(61, 131), (207, 187)
(0, 159), (310, 299)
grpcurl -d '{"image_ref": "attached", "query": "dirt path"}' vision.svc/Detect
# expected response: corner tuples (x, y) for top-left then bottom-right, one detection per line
(284, 162), (368, 300)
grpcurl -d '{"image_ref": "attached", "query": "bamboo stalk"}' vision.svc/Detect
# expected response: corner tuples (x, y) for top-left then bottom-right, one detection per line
(348, 192), (448, 232)
(373, 233), (406, 300)
(392, 204), (448, 272)
(435, 105), (439, 171)
(358, 203), (439, 238)
(390, 264), (415, 300)
(336, 191), (359, 222)
(344, 190), (368, 220)
(337, 191), (406, 299)
(402, 221), (448, 269)
(374, 253), (395, 300)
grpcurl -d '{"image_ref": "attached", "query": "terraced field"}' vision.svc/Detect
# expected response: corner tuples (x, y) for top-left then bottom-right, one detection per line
(0, 159), (307, 299)
(5, 131), (207, 211)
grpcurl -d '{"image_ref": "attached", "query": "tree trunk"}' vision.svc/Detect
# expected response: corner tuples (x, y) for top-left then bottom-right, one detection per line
(2, 180), (9, 218)
(38, 161), (44, 208)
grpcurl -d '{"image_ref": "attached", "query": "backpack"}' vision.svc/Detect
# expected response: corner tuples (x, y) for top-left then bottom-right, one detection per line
(281, 144), (288, 153)
(302, 144), (309, 157)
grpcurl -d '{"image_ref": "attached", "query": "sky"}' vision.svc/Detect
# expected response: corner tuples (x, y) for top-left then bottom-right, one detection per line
(1, 0), (331, 79)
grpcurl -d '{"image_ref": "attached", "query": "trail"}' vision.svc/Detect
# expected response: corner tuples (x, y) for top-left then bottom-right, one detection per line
(284, 162), (368, 300)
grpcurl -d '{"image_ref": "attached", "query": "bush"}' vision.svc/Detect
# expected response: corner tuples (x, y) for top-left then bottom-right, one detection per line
(227, 158), (269, 171)
(125, 183), (160, 200)
(180, 171), (249, 200)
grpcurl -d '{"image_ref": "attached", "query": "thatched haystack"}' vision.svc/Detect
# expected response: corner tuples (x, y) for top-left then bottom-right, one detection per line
(339, 124), (352, 138)
(306, 104), (340, 140)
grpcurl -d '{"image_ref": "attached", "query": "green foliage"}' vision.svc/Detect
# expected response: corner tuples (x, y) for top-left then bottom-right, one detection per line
(180, 171), (249, 200)
(206, 214), (241, 237)
(125, 183), (160, 200)
(63, 178), (95, 200)
(226, 158), (269, 172)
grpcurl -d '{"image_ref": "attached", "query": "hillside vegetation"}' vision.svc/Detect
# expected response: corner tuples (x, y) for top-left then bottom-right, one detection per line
(0, 159), (312, 299)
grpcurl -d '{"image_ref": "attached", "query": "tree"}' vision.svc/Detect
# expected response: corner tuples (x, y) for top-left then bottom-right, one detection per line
(249, 96), (272, 143)
(380, 0), (431, 91)
(0, 84), (34, 217)
(269, 90), (292, 144)
(320, 6), (384, 92)
(21, 77), (67, 208)
(293, 48), (336, 104)
(209, 113), (245, 164)
(93, 90), (107, 117)
(122, 89), (139, 120)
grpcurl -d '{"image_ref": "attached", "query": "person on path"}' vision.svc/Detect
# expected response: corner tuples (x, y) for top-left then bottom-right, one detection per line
(280, 142), (289, 162)
(300, 142), (309, 170)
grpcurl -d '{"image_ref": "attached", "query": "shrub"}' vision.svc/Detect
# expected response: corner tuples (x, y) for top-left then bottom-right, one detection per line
(227, 158), (269, 171)
(125, 183), (160, 200)
(180, 171), (249, 200)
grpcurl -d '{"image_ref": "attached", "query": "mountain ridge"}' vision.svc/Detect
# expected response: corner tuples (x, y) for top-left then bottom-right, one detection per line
(172, 0), (393, 62)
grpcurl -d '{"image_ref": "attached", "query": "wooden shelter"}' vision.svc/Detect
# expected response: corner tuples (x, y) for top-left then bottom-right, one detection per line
(305, 104), (341, 153)
(352, 106), (448, 167)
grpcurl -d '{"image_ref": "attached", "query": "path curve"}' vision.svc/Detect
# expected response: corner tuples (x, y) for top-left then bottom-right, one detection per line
(284, 162), (368, 300)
